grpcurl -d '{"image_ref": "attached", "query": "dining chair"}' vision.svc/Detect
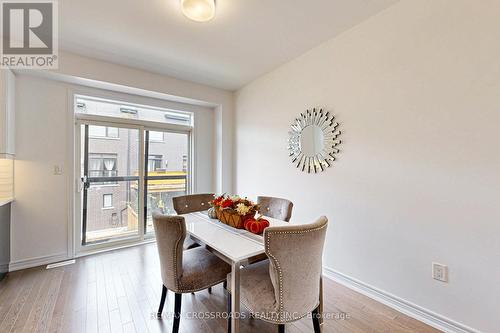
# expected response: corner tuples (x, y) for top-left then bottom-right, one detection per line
(227, 216), (328, 333)
(257, 196), (294, 222)
(172, 193), (214, 250)
(153, 212), (231, 333)
(173, 193), (214, 214)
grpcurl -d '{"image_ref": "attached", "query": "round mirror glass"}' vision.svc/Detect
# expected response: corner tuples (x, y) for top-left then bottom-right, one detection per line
(299, 125), (324, 156)
(288, 108), (342, 173)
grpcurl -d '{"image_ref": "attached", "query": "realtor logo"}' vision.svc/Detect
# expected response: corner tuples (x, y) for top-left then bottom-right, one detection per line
(1, 0), (58, 68)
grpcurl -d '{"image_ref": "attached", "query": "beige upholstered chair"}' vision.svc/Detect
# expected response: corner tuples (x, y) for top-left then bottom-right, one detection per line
(227, 216), (328, 333)
(257, 196), (294, 222)
(173, 193), (214, 214)
(172, 193), (214, 250)
(153, 213), (231, 333)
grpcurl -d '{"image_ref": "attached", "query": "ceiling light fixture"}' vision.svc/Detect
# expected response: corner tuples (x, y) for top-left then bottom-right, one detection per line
(180, 0), (216, 22)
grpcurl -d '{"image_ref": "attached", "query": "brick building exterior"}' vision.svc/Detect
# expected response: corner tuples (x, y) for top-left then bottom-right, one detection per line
(84, 126), (188, 241)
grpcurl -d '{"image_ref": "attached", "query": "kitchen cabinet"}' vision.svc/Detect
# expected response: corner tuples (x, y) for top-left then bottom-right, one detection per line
(0, 69), (15, 157)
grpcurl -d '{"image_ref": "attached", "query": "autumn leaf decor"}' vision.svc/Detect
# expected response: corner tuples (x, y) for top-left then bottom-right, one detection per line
(210, 194), (259, 229)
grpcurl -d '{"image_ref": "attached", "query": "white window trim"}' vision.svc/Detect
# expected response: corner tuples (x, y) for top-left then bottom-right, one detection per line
(88, 136), (121, 141)
(76, 113), (193, 132)
(75, 94), (194, 127)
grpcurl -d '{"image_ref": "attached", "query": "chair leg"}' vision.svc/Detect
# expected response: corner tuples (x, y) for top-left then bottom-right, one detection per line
(312, 306), (321, 333)
(227, 294), (231, 333)
(173, 293), (182, 333)
(208, 286), (212, 294)
(157, 285), (167, 318)
(278, 324), (285, 333)
(186, 242), (201, 250)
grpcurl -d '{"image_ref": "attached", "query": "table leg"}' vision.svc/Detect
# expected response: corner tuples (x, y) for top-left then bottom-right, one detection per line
(231, 262), (241, 333)
(319, 275), (324, 331)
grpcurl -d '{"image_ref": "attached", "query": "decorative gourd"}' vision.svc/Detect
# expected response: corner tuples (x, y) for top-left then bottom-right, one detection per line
(244, 217), (270, 234)
(207, 207), (217, 219)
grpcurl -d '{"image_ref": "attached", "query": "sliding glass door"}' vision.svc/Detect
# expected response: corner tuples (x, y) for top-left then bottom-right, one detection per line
(75, 95), (194, 252)
(144, 130), (190, 234)
(78, 123), (191, 248)
(81, 124), (141, 244)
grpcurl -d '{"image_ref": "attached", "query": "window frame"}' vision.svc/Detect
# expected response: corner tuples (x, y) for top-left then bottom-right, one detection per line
(147, 154), (163, 172)
(148, 131), (165, 142)
(88, 125), (120, 139)
(75, 95), (194, 126)
(88, 153), (119, 185)
(74, 93), (195, 257)
(102, 193), (114, 209)
(182, 155), (188, 173)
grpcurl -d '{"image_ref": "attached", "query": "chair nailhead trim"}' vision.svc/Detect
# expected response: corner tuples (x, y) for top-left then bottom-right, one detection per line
(173, 222), (182, 291)
(265, 223), (327, 323)
(170, 218), (227, 293)
(235, 299), (310, 324)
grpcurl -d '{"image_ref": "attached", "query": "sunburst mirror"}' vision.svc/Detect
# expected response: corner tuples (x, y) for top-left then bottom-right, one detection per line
(287, 108), (342, 173)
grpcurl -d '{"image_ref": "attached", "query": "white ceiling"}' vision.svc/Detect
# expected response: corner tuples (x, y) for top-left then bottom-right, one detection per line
(60, 0), (398, 91)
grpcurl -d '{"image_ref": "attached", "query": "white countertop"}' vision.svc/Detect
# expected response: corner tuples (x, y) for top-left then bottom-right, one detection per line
(0, 199), (13, 207)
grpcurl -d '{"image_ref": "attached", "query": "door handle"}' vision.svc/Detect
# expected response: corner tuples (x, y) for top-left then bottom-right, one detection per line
(80, 176), (90, 190)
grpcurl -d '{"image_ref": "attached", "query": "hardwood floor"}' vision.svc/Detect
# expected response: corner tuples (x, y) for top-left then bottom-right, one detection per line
(0, 244), (440, 333)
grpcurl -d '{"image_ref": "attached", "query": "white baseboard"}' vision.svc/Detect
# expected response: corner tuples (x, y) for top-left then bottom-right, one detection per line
(322, 266), (480, 333)
(9, 253), (70, 271)
(8, 239), (157, 272)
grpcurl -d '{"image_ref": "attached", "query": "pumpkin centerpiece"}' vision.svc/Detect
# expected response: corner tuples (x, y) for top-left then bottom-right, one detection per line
(210, 194), (259, 229)
(244, 216), (270, 235)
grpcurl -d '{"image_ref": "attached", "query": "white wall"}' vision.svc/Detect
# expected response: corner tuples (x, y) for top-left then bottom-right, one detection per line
(53, 51), (234, 194)
(13, 76), (70, 264)
(11, 51), (231, 269)
(234, 1), (499, 332)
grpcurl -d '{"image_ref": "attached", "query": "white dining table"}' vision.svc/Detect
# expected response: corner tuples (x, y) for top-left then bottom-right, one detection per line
(181, 211), (324, 333)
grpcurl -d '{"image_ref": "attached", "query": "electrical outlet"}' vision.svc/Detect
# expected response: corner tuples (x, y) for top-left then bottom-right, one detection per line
(432, 262), (448, 282)
(54, 165), (63, 175)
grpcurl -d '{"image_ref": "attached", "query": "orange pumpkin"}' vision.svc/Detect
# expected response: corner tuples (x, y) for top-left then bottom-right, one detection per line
(244, 217), (270, 234)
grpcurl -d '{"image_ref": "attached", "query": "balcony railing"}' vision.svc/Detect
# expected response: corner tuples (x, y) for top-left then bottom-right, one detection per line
(84, 171), (188, 243)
